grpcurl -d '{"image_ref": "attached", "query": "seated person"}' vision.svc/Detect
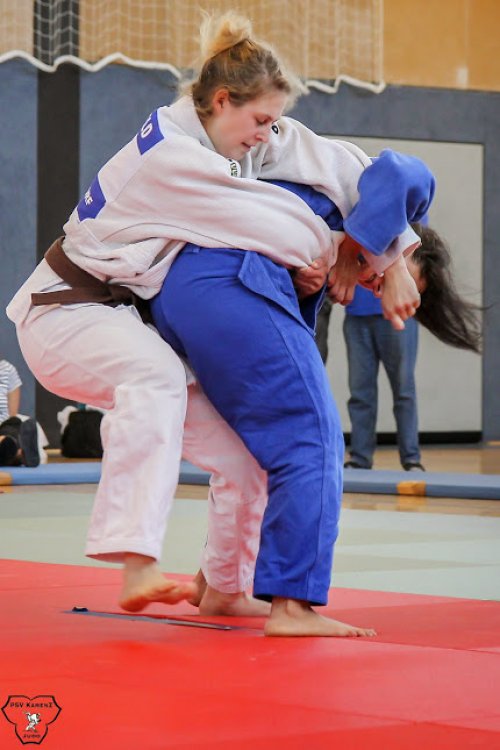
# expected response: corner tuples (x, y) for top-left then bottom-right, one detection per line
(0, 358), (48, 466)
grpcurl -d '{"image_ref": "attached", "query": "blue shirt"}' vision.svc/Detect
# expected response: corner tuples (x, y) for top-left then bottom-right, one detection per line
(345, 285), (383, 316)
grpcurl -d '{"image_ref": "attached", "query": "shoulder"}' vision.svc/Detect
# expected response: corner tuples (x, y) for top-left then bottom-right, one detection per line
(255, 115), (370, 170)
(134, 103), (212, 164)
(368, 149), (435, 184)
(134, 107), (188, 157)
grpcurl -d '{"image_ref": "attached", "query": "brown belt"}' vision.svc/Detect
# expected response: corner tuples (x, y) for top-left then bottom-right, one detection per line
(31, 237), (152, 322)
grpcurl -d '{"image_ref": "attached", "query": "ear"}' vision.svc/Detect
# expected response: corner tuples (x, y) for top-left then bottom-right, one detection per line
(212, 87), (230, 114)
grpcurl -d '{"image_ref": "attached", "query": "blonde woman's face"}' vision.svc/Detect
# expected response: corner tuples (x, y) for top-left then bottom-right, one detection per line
(205, 88), (288, 160)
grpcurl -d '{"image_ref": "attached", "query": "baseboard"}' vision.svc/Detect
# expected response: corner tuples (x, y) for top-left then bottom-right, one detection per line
(344, 431), (483, 446)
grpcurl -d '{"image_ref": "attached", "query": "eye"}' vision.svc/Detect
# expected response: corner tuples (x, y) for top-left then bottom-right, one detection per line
(256, 119), (267, 126)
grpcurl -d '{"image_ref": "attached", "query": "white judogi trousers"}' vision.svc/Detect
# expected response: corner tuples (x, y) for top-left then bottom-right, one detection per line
(15, 302), (267, 593)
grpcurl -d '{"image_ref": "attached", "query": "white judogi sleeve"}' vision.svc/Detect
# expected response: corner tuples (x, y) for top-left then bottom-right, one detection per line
(8, 96), (431, 323)
(248, 116), (427, 273)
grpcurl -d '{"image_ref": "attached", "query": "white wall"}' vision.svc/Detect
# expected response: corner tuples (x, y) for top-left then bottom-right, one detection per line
(324, 137), (483, 433)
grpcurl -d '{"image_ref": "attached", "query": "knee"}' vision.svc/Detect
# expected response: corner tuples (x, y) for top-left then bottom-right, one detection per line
(129, 347), (187, 397)
(234, 460), (268, 502)
(213, 453), (267, 503)
(111, 350), (188, 427)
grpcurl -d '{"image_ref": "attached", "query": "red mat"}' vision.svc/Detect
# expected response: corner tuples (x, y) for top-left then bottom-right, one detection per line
(0, 559), (499, 749)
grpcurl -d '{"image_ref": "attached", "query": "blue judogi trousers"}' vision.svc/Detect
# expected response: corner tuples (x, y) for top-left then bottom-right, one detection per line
(151, 247), (344, 605)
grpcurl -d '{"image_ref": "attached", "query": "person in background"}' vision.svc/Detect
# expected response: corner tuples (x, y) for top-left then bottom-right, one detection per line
(0, 357), (21, 423)
(0, 357), (47, 466)
(317, 224), (481, 471)
(343, 283), (423, 470)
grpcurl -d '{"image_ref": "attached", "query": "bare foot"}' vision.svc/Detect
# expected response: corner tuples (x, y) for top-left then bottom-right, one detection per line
(199, 585), (272, 617)
(188, 569), (207, 607)
(119, 554), (197, 613)
(264, 598), (377, 637)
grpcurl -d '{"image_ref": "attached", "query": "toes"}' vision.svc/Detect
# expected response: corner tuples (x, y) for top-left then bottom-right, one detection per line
(120, 580), (198, 611)
(153, 581), (198, 604)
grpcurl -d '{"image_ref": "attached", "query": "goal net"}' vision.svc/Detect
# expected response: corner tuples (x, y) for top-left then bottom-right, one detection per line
(0, 0), (385, 93)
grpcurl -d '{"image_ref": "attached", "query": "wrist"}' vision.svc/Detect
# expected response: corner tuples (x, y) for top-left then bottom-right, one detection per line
(383, 254), (406, 279)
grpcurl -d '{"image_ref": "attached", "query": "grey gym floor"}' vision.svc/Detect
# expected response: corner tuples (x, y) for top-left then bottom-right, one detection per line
(1, 444), (499, 603)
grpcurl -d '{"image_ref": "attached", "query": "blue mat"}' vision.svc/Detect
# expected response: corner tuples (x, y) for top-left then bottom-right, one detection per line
(1, 462), (499, 500)
(343, 468), (500, 500)
(0, 460), (209, 487)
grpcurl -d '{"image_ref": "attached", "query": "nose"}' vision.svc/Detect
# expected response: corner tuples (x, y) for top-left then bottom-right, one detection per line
(255, 124), (272, 143)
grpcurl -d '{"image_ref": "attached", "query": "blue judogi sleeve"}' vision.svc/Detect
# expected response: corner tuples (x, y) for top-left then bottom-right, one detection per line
(343, 150), (435, 256)
(265, 180), (344, 231)
(260, 180), (343, 330)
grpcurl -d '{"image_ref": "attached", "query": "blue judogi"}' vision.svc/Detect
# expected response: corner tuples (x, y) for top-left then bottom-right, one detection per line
(151, 158), (434, 605)
(153, 243), (342, 605)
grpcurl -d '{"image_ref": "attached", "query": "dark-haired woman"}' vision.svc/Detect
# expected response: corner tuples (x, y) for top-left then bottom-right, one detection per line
(151, 164), (434, 637)
(343, 222), (481, 471)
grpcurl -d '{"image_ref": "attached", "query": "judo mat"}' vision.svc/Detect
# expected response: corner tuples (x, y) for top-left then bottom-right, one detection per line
(1, 558), (499, 749)
(0, 459), (209, 487)
(343, 468), (500, 500)
(1, 460), (499, 500)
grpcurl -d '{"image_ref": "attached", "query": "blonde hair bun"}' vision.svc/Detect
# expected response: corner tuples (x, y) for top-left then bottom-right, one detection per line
(199, 11), (253, 62)
(183, 9), (298, 118)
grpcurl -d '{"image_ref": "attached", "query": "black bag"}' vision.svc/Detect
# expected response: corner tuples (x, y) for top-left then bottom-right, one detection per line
(61, 409), (103, 458)
(0, 416), (40, 467)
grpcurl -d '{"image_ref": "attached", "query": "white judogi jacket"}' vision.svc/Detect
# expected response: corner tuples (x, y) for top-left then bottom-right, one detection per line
(7, 96), (419, 324)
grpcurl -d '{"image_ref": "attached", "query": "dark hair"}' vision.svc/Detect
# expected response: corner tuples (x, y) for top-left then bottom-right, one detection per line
(411, 223), (482, 353)
(184, 12), (297, 120)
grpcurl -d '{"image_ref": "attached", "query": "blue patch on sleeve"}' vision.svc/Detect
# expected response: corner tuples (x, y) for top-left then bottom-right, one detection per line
(136, 109), (164, 155)
(77, 174), (106, 221)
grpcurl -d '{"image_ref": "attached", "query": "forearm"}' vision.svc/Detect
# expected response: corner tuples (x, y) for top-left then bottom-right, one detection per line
(358, 226), (422, 274)
(157, 145), (335, 268)
(380, 254), (421, 330)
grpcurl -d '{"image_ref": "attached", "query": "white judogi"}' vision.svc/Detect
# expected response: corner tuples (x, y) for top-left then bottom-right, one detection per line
(6, 96), (418, 591)
(7, 97), (418, 325)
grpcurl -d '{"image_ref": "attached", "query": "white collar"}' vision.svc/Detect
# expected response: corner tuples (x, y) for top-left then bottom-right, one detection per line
(166, 96), (216, 152)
